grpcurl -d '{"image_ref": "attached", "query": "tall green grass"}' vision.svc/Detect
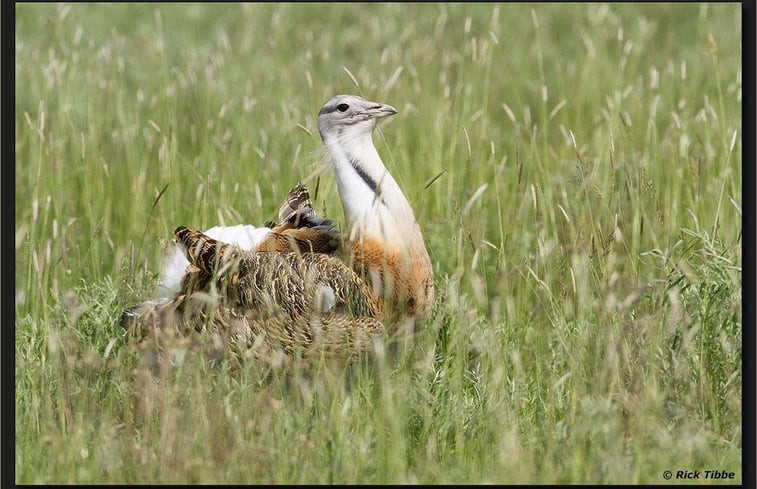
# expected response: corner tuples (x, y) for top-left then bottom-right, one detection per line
(15, 3), (742, 484)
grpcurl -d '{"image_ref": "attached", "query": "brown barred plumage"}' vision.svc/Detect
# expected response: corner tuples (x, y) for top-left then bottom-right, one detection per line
(122, 95), (435, 362)
(122, 216), (384, 360)
(125, 226), (383, 359)
(259, 182), (340, 255)
(120, 183), (379, 359)
(174, 225), (381, 320)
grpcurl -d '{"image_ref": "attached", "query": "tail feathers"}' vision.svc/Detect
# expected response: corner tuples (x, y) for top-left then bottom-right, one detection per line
(274, 182), (337, 232)
(174, 226), (244, 275)
(278, 181), (315, 226)
(245, 182), (342, 255)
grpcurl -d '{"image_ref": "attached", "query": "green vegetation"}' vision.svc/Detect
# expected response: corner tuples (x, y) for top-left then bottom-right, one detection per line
(15, 3), (742, 484)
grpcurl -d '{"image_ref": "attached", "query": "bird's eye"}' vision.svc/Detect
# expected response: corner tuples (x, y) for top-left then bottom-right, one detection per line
(336, 103), (349, 112)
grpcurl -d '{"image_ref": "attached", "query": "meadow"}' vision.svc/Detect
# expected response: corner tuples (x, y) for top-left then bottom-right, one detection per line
(15, 3), (743, 484)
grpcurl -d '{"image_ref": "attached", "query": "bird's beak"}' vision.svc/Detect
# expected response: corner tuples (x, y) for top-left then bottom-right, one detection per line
(364, 103), (398, 118)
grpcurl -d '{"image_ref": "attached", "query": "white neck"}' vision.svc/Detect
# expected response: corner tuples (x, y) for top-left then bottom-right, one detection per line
(324, 131), (421, 247)
(321, 120), (435, 320)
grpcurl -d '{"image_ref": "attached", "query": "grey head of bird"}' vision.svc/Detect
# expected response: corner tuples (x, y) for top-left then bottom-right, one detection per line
(317, 94), (397, 143)
(315, 94), (405, 242)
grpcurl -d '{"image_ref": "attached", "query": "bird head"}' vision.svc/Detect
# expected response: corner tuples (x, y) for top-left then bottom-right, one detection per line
(317, 94), (397, 142)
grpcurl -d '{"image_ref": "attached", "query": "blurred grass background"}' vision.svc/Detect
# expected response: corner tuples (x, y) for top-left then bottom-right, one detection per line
(15, 3), (742, 484)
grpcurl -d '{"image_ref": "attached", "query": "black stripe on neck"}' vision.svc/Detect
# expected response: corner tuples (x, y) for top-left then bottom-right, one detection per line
(352, 161), (378, 193)
(347, 153), (378, 193)
(345, 152), (388, 207)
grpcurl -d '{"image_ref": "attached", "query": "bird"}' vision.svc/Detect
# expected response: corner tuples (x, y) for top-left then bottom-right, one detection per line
(121, 94), (434, 359)
(315, 95), (434, 322)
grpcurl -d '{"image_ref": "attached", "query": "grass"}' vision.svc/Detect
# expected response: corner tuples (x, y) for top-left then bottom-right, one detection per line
(15, 3), (743, 484)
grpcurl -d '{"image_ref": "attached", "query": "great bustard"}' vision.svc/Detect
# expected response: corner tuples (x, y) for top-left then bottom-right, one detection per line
(316, 95), (434, 321)
(122, 95), (434, 357)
